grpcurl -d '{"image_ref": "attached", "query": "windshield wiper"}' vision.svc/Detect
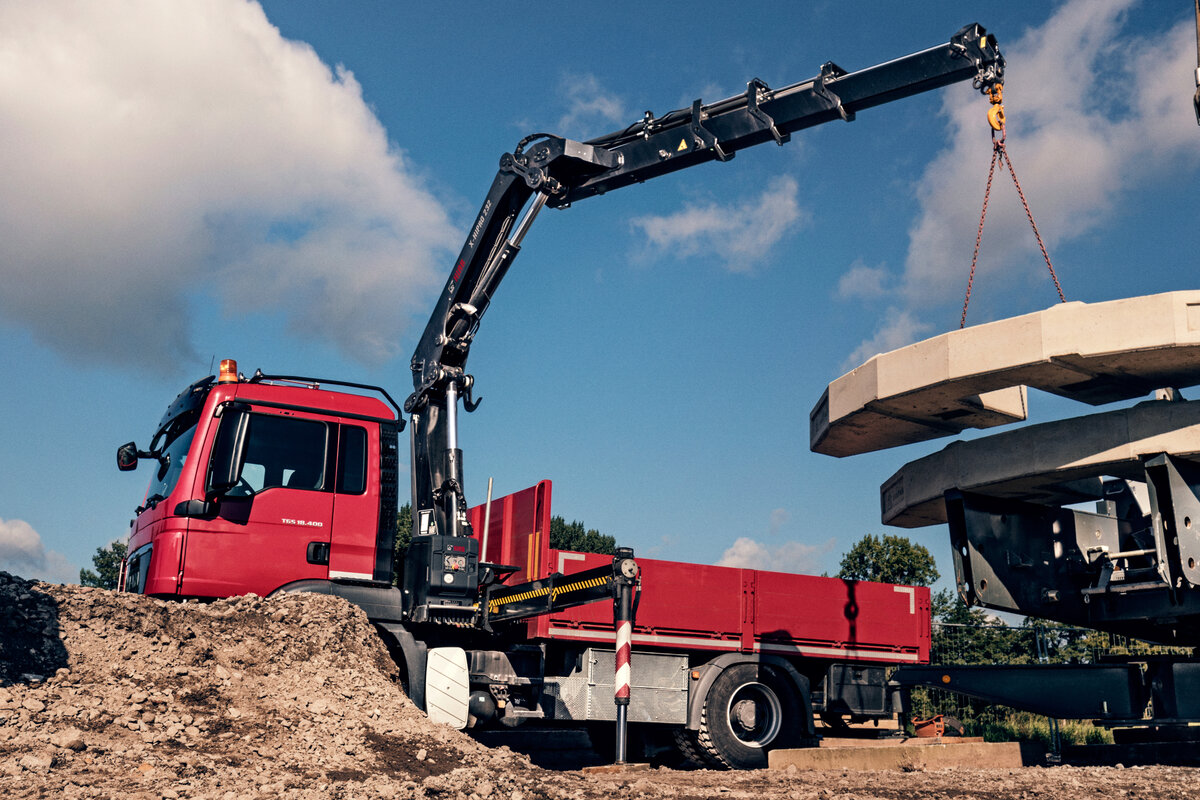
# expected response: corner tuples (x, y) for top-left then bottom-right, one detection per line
(136, 493), (166, 515)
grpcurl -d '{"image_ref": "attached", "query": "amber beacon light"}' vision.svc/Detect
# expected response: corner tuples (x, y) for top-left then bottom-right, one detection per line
(218, 359), (239, 383)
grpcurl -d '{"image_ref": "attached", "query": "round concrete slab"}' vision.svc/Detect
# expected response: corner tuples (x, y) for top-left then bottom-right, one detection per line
(811, 291), (1200, 457)
(879, 398), (1200, 527)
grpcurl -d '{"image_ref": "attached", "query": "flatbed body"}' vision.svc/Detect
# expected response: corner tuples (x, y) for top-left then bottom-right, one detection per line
(469, 481), (930, 666)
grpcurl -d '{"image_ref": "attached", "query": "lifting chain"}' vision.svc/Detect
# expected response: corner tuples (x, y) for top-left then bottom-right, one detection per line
(960, 84), (1065, 328)
(1194, 0), (1200, 124)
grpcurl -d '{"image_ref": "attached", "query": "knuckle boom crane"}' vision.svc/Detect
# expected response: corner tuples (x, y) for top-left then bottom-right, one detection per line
(405, 22), (1003, 618)
(115, 25), (1003, 759)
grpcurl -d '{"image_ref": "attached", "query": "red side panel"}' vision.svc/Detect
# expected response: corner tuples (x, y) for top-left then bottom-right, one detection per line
(750, 572), (931, 663)
(467, 480), (551, 584)
(469, 482), (931, 666)
(535, 552), (929, 664)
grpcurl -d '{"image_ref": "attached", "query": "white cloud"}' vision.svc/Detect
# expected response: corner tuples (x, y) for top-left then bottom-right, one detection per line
(837, 259), (890, 299)
(630, 176), (807, 273)
(0, 519), (77, 584)
(555, 73), (627, 138)
(0, 0), (459, 370)
(840, 0), (1199, 368)
(901, 0), (1200, 305)
(715, 536), (833, 574)
(842, 307), (934, 370)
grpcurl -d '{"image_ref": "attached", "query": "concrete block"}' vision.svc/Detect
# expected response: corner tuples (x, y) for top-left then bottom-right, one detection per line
(880, 399), (1200, 528)
(769, 739), (1043, 771)
(812, 291), (1200, 457)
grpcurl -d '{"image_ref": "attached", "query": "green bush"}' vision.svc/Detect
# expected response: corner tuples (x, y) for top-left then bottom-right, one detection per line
(969, 712), (1113, 747)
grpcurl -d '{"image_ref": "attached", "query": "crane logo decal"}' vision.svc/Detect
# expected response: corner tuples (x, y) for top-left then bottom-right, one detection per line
(467, 200), (491, 247)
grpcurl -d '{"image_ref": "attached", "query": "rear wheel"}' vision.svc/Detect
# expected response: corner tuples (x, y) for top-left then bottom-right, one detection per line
(672, 726), (722, 769)
(696, 663), (806, 769)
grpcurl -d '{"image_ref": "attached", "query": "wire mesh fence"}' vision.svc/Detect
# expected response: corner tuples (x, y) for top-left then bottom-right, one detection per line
(932, 621), (1192, 666)
(907, 621), (1194, 749)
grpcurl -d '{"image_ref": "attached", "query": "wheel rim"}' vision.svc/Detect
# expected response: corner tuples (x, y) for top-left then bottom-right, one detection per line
(725, 681), (782, 748)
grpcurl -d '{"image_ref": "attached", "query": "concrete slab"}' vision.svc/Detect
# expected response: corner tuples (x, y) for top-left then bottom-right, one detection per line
(770, 739), (1044, 771)
(879, 398), (1200, 527)
(580, 763), (652, 774)
(817, 734), (980, 748)
(811, 291), (1200, 457)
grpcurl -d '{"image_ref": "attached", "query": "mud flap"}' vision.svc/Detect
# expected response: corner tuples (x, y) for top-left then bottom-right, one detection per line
(425, 647), (469, 729)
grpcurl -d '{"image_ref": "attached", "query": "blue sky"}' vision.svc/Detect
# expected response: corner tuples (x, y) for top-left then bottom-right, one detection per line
(1, 0), (1197, 594)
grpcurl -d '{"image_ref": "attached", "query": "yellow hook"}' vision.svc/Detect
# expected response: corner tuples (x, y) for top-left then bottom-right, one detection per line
(986, 84), (1005, 132)
(988, 103), (1006, 131)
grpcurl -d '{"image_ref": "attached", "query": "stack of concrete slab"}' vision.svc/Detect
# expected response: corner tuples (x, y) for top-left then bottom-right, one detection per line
(810, 291), (1200, 458)
(879, 397), (1200, 527)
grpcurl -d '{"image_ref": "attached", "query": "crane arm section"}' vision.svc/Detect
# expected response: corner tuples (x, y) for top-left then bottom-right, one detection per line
(406, 23), (1004, 543)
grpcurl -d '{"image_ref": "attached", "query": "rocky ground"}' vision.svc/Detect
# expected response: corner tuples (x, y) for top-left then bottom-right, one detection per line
(2, 570), (1199, 799)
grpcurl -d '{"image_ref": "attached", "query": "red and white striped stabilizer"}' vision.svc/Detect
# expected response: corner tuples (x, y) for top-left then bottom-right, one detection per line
(614, 619), (632, 704)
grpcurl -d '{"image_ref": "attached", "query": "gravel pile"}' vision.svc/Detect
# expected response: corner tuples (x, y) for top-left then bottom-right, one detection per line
(3, 569), (1199, 800)
(0, 571), (542, 799)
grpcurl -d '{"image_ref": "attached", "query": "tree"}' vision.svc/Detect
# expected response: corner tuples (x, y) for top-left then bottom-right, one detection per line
(392, 503), (413, 585)
(79, 541), (127, 590)
(837, 533), (939, 587)
(548, 516), (615, 555)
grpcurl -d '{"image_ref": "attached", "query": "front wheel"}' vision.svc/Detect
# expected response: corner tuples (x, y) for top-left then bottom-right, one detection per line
(696, 663), (807, 769)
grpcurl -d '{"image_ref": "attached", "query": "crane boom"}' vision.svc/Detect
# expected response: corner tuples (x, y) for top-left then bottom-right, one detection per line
(403, 24), (1004, 610)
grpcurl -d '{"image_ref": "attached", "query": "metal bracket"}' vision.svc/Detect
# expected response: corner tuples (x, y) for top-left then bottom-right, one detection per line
(814, 62), (855, 122)
(431, 482), (450, 504)
(689, 99), (732, 161)
(499, 151), (561, 195)
(746, 79), (789, 145)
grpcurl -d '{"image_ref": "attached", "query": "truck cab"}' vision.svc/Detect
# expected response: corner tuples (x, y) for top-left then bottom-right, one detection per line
(119, 360), (401, 599)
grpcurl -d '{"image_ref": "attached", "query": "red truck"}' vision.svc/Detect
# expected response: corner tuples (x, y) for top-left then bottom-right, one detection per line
(116, 362), (928, 768)
(115, 26), (999, 768)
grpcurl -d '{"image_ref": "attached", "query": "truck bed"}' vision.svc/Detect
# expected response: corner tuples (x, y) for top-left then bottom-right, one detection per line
(468, 481), (930, 665)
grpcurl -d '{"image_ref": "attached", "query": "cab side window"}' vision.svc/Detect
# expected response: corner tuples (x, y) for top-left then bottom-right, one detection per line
(227, 413), (329, 496)
(337, 425), (367, 495)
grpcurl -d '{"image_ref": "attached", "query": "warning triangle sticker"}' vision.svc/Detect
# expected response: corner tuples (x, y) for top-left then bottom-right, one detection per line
(676, 138), (688, 152)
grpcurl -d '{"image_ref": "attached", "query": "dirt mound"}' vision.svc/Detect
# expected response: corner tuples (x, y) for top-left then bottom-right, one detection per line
(3, 570), (1199, 800)
(0, 571), (540, 799)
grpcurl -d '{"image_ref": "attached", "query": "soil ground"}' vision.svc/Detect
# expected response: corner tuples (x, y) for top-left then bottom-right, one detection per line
(3, 571), (1198, 799)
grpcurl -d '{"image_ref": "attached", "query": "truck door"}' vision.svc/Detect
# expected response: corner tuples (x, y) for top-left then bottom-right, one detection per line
(179, 408), (334, 597)
(327, 421), (382, 582)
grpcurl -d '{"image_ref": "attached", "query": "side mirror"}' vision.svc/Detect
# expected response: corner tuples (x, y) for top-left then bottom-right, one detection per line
(117, 442), (140, 471)
(156, 452), (171, 482)
(207, 404), (250, 496)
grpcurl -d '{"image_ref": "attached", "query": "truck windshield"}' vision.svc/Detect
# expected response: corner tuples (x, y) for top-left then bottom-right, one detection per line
(144, 422), (197, 504)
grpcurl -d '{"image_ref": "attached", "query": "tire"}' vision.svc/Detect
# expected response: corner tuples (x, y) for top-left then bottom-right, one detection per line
(672, 726), (722, 769)
(696, 663), (805, 769)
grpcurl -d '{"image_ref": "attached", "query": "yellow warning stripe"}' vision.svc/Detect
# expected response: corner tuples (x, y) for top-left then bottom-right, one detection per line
(488, 575), (610, 614)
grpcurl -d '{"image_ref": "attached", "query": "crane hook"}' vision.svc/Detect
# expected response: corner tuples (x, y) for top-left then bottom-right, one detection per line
(986, 84), (1005, 132)
(461, 375), (482, 412)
